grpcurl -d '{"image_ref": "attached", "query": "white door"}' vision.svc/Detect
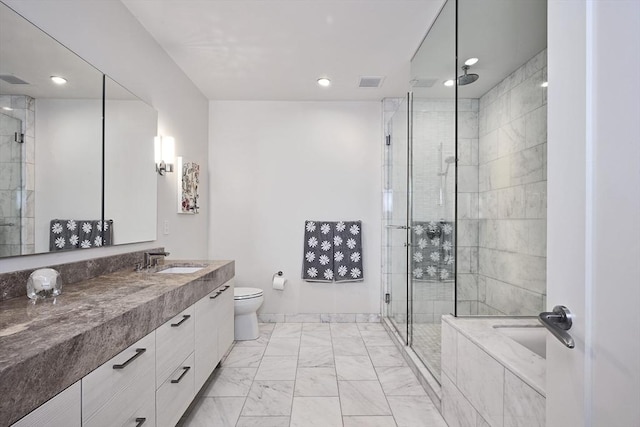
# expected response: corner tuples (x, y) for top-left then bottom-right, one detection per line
(547, 1), (640, 426)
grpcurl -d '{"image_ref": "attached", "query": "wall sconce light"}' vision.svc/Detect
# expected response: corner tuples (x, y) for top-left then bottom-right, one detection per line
(154, 136), (175, 175)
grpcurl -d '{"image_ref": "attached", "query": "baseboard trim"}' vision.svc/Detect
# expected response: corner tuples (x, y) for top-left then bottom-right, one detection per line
(257, 313), (381, 323)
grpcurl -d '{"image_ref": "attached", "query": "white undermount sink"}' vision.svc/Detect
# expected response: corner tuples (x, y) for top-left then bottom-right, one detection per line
(156, 266), (205, 274)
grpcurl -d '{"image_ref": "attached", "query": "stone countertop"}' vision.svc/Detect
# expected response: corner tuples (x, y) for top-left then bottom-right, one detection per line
(442, 316), (546, 396)
(0, 260), (235, 426)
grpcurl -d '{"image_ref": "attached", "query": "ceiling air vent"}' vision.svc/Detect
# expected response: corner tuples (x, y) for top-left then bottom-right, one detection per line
(358, 76), (384, 88)
(410, 78), (438, 88)
(0, 75), (29, 85)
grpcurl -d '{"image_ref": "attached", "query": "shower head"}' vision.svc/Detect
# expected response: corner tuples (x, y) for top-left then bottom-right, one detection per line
(458, 65), (479, 86)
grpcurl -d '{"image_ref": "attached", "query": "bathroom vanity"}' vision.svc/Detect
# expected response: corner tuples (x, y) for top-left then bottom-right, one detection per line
(0, 259), (235, 427)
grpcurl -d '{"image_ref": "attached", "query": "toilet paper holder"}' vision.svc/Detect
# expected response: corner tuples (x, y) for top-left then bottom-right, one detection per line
(273, 271), (283, 279)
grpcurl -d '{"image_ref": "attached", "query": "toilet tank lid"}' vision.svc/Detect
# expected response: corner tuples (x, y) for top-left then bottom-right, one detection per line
(234, 287), (264, 299)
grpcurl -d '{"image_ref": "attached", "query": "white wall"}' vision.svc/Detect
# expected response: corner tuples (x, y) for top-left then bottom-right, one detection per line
(209, 101), (382, 315)
(0, 0), (209, 273)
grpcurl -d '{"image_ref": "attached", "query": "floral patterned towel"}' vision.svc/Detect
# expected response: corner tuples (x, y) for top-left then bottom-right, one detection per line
(49, 219), (113, 251)
(302, 220), (364, 283)
(411, 220), (454, 282)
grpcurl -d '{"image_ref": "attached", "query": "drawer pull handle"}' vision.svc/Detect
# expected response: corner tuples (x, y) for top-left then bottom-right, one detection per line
(135, 418), (146, 426)
(221, 285), (230, 291)
(113, 348), (146, 370)
(171, 366), (191, 383)
(171, 315), (191, 327)
(209, 291), (222, 300)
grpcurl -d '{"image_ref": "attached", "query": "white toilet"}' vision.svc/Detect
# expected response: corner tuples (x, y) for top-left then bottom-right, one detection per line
(233, 287), (264, 341)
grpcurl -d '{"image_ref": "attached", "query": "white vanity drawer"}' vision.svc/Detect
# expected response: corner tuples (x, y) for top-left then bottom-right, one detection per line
(11, 382), (81, 427)
(194, 287), (220, 391)
(82, 331), (155, 427)
(156, 352), (195, 427)
(156, 305), (195, 387)
(217, 281), (235, 358)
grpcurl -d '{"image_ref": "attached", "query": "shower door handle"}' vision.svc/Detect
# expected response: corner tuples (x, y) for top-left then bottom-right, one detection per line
(538, 305), (575, 349)
(386, 225), (410, 229)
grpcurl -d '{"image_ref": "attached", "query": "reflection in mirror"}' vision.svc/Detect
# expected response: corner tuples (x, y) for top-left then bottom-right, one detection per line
(0, 1), (103, 257)
(104, 77), (157, 245)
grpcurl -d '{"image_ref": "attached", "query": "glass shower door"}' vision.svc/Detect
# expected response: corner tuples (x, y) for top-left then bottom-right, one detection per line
(0, 112), (22, 256)
(384, 96), (411, 344)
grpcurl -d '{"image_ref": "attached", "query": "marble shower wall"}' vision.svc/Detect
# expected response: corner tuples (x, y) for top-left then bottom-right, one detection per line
(476, 50), (547, 315)
(0, 95), (35, 257)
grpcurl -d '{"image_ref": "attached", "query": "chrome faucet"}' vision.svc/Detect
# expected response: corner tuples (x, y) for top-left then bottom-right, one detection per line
(143, 251), (170, 269)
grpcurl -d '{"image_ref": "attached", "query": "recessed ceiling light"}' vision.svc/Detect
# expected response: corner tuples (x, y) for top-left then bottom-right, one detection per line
(541, 81), (549, 88)
(50, 76), (67, 85)
(443, 79), (455, 87)
(317, 77), (331, 87)
(2, 106), (13, 111)
(464, 57), (479, 66)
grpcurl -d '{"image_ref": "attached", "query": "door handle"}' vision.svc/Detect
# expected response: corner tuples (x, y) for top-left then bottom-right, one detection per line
(538, 305), (575, 349)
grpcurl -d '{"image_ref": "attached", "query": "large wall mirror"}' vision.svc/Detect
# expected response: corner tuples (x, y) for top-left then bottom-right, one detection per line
(0, 1), (157, 258)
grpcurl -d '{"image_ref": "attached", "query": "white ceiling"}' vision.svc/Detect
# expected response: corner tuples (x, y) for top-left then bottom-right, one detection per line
(121, 0), (445, 101)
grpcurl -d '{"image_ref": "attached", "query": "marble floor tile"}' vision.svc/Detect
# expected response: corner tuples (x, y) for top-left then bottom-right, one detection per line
(259, 323), (276, 333)
(294, 367), (338, 397)
(235, 416), (290, 427)
(343, 416), (398, 427)
(357, 322), (387, 332)
(181, 397), (244, 427)
(361, 331), (395, 346)
(375, 366), (427, 396)
(338, 380), (392, 416)
(298, 346), (335, 367)
(366, 346), (407, 367)
(335, 355), (378, 380)
(272, 322), (302, 338)
(333, 337), (368, 356)
(290, 397), (342, 427)
(300, 331), (332, 347)
(387, 395), (447, 427)
(201, 367), (257, 397)
(234, 330), (271, 347)
(264, 337), (301, 356)
(330, 323), (361, 337)
(241, 380), (295, 416)
(222, 345), (266, 368)
(302, 322), (331, 332)
(255, 355), (298, 380)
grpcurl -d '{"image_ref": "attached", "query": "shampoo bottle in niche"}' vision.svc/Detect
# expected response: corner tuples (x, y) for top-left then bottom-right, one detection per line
(27, 268), (62, 301)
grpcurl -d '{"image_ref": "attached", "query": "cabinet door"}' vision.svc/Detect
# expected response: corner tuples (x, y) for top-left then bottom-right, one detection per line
(82, 332), (155, 427)
(156, 352), (195, 427)
(194, 288), (220, 392)
(11, 382), (81, 427)
(217, 281), (235, 358)
(156, 306), (195, 387)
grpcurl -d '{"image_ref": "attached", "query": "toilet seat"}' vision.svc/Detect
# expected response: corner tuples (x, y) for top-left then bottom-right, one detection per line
(234, 287), (263, 300)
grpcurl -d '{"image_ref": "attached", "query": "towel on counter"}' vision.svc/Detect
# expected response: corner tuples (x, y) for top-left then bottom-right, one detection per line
(49, 219), (113, 251)
(302, 220), (364, 283)
(411, 220), (454, 282)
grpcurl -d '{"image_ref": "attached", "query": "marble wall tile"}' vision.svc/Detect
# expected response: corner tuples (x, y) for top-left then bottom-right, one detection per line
(483, 277), (544, 316)
(458, 219), (479, 247)
(285, 314), (320, 323)
(497, 187), (526, 219)
(257, 314), (285, 323)
(441, 321), (457, 382)
(290, 397), (342, 427)
(478, 249), (546, 295)
(294, 368), (338, 397)
(375, 366), (427, 396)
(510, 70), (544, 120)
(241, 380), (294, 417)
(479, 130), (499, 163)
(525, 182), (547, 219)
(442, 374), (478, 427)
(479, 190), (498, 219)
(322, 313), (357, 323)
(470, 247), (479, 273)
(510, 146), (544, 186)
(457, 247), (471, 273)
(497, 116), (525, 157)
(525, 105), (547, 148)
(503, 370), (545, 427)
(527, 220), (547, 257)
(355, 313), (381, 323)
(458, 138), (473, 166)
(458, 166), (479, 193)
(338, 381), (392, 416)
(456, 334), (505, 427)
(525, 50), (547, 79)
(387, 395), (447, 427)
(457, 274), (478, 301)
(459, 111), (479, 139)
(479, 157), (510, 192)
